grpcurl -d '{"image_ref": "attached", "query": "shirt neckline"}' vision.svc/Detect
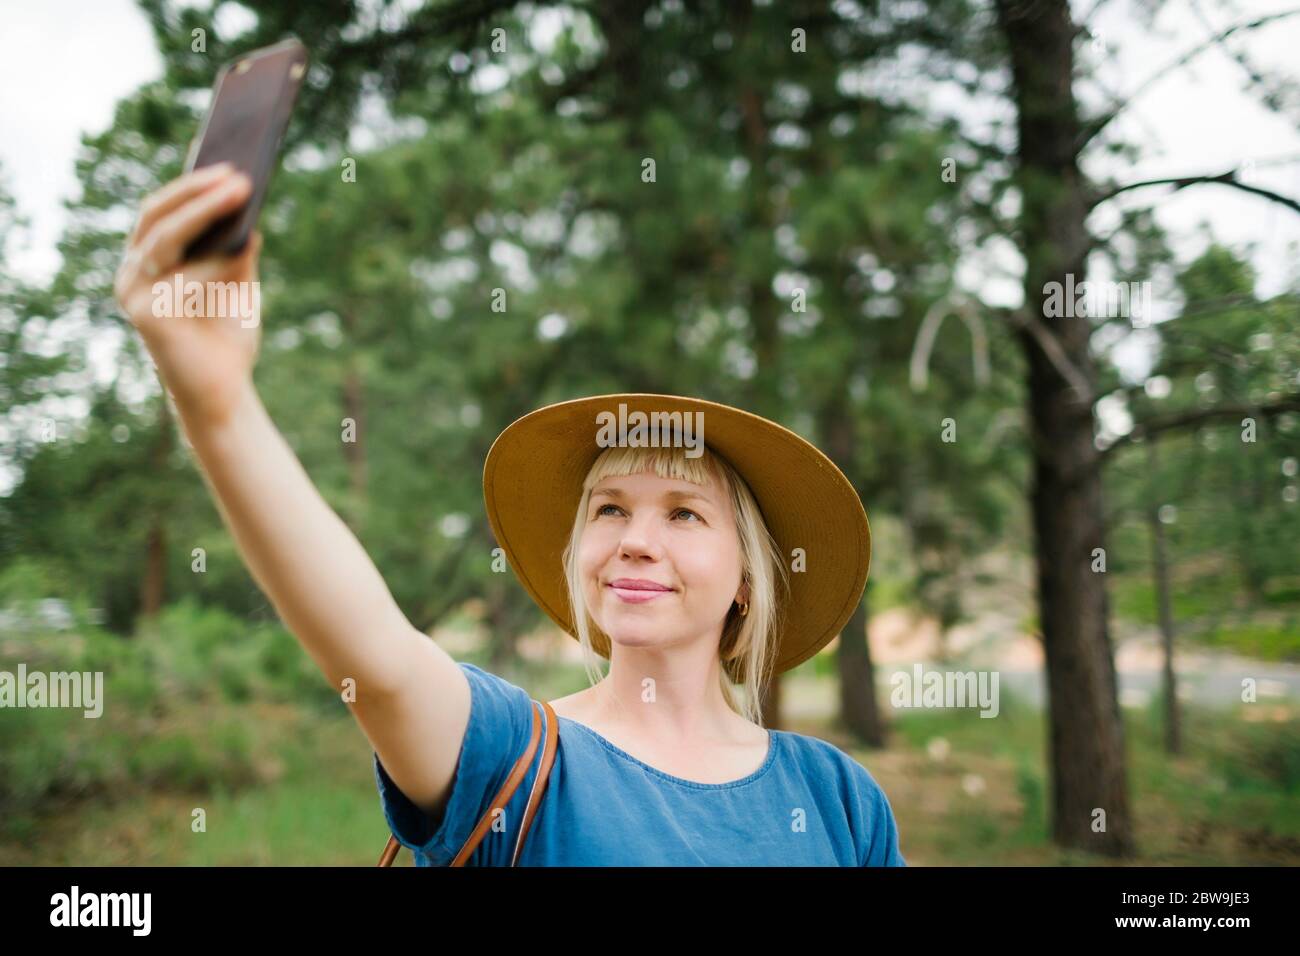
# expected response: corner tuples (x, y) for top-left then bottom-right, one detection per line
(555, 715), (779, 790)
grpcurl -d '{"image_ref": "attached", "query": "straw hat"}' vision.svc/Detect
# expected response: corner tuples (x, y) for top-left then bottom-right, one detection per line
(482, 393), (871, 674)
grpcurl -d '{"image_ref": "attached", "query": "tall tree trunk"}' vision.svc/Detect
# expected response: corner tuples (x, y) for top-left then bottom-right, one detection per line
(1236, 456), (1267, 602)
(483, 566), (529, 674)
(733, 0), (786, 729)
(760, 674), (782, 730)
(994, 0), (1135, 856)
(139, 393), (172, 623)
(341, 308), (368, 534)
(343, 364), (367, 500)
(840, 585), (885, 746)
(820, 397), (885, 745)
(140, 520), (167, 621)
(1146, 438), (1181, 755)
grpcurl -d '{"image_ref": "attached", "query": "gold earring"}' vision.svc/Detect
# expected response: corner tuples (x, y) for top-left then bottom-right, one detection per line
(738, 599), (749, 617)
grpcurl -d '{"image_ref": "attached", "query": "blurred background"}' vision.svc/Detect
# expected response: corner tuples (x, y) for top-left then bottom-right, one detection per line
(1, 0), (1298, 865)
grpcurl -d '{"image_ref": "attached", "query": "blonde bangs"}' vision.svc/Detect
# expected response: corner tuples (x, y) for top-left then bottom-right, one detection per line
(581, 444), (722, 494)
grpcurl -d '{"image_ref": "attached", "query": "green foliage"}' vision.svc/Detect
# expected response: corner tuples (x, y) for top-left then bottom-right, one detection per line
(0, 0), (1297, 863)
(0, 597), (336, 831)
(1212, 718), (1300, 794)
(883, 687), (1300, 862)
(1202, 623), (1300, 662)
(1102, 244), (1300, 660)
(0, 0), (1024, 650)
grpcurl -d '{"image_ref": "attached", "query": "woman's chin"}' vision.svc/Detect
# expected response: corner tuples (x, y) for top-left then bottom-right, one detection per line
(600, 617), (668, 647)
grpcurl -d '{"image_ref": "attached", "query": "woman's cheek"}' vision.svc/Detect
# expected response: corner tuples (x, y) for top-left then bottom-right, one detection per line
(576, 533), (604, 575)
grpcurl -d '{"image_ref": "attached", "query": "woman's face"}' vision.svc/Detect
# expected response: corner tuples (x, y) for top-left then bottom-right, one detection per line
(579, 468), (746, 653)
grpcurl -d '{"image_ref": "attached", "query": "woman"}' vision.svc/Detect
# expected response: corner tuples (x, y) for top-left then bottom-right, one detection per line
(114, 164), (905, 867)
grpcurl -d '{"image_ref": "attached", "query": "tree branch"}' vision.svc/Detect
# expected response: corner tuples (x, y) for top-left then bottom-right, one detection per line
(1077, 8), (1300, 151)
(1001, 307), (1094, 404)
(1189, 0), (1294, 116)
(909, 295), (992, 392)
(1100, 395), (1300, 460)
(1089, 168), (1300, 216)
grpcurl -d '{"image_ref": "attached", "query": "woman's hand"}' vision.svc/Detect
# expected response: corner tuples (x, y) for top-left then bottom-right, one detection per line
(114, 162), (264, 427)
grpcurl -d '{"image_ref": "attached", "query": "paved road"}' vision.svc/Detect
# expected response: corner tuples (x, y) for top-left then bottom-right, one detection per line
(784, 633), (1298, 715)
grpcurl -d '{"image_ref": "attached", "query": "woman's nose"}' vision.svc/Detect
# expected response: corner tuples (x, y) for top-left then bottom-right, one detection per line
(617, 512), (663, 558)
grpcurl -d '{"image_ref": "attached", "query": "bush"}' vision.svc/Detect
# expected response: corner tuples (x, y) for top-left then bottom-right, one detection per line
(139, 597), (337, 707)
(0, 598), (299, 827)
(128, 723), (257, 792)
(1211, 718), (1300, 793)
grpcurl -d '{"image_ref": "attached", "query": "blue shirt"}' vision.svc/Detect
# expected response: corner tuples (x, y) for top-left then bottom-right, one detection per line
(374, 662), (906, 866)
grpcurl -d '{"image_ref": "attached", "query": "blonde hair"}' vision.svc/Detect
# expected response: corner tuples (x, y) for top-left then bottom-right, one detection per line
(560, 443), (790, 725)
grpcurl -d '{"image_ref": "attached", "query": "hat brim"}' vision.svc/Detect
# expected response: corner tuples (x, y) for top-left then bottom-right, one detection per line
(482, 393), (870, 675)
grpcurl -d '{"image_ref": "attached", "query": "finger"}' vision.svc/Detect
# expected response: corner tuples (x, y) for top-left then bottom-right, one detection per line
(113, 247), (141, 302)
(179, 250), (250, 285)
(137, 173), (253, 276)
(242, 230), (264, 263)
(225, 229), (263, 265)
(129, 226), (258, 301)
(129, 162), (238, 244)
(114, 243), (158, 306)
(164, 253), (262, 323)
(141, 254), (244, 313)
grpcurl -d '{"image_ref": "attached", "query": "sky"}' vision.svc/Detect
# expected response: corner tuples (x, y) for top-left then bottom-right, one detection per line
(1080, 0), (1300, 297)
(0, 0), (1298, 491)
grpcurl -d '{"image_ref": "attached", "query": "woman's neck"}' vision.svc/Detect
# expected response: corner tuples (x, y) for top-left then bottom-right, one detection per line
(590, 652), (757, 745)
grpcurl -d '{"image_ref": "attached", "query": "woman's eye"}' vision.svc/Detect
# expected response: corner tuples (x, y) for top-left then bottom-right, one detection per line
(593, 504), (700, 521)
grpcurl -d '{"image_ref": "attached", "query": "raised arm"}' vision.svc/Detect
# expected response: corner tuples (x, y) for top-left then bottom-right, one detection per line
(113, 164), (470, 815)
(180, 378), (472, 816)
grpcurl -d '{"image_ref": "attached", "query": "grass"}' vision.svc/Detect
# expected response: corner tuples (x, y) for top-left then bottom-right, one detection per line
(1110, 573), (1300, 662)
(4, 666), (1296, 866)
(831, 683), (1300, 865)
(1, 701), (399, 866)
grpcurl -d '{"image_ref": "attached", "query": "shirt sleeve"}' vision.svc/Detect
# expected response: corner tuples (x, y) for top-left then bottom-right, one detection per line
(372, 661), (539, 866)
(860, 774), (906, 867)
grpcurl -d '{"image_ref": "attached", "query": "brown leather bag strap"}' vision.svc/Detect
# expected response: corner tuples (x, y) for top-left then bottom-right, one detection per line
(510, 699), (559, 866)
(377, 697), (558, 867)
(448, 697), (546, 866)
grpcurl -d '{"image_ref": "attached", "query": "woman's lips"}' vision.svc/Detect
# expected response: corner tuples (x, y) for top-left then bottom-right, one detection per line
(608, 583), (673, 604)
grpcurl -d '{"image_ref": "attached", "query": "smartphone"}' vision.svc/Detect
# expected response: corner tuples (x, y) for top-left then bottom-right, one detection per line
(182, 37), (308, 261)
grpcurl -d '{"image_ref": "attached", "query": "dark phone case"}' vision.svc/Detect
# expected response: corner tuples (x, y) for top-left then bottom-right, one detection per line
(182, 38), (307, 261)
